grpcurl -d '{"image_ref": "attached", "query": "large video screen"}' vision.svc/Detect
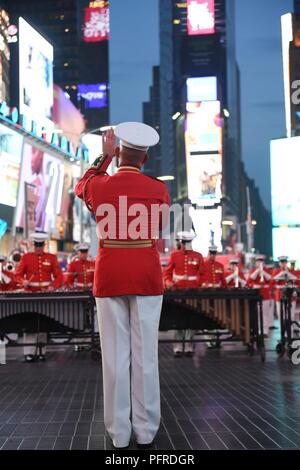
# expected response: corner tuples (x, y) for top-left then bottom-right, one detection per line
(270, 137), (300, 226)
(0, 123), (23, 207)
(273, 227), (300, 266)
(187, 0), (215, 36)
(77, 83), (107, 109)
(19, 17), (54, 126)
(82, 3), (109, 42)
(186, 153), (222, 206)
(186, 76), (217, 102)
(190, 206), (222, 254)
(15, 142), (65, 235)
(185, 101), (221, 153)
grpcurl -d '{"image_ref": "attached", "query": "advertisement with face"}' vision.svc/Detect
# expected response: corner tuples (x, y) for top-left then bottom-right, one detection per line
(0, 123), (23, 207)
(186, 153), (222, 206)
(19, 17), (54, 127)
(15, 142), (64, 235)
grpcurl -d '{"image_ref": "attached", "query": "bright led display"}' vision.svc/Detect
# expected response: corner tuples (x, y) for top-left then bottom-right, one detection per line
(190, 206), (222, 254)
(186, 76), (217, 102)
(270, 137), (300, 226)
(0, 123), (23, 207)
(273, 227), (300, 266)
(185, 101), (221, 152)
(187, 0), (215, 36)
(186, 153), (222, 206)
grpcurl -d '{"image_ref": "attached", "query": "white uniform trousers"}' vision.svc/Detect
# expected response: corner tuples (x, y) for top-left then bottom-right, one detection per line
(96, 295), (163, 448)
(261, 300), (272, 335)
(23, 333), (47, 356)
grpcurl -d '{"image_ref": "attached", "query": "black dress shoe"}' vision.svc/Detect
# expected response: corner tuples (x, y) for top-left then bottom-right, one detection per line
(24, 354), (36, 363)
(137, 441), (154, 449)
(38, 354), (46, 361)
(173, 350), (183, 358)
(184, 350), (194, 357)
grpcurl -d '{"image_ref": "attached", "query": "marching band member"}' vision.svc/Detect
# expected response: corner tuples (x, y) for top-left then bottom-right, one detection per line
(15, 232), (63, 362)
(0, 256), (16, 292)
(65, 243), (95, 290)
(225, 258), (246, 288)
(247, 255), (272, 336)
(272, 256), (298, 332)
(199, 245), (226, 288)
(75, 124), (170, 449)
(163, 231), (204, 357)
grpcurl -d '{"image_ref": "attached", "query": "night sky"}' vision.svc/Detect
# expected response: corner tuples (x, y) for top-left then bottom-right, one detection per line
(109, 0), (293, 209)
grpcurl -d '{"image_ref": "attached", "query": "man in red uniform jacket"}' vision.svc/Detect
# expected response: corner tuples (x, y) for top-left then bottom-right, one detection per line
(15, 232), (63, 362)
(65, 243), (95, 290)
(75, 124), (170, 450)
(272, 256), (298, 332)
(247, 255), (272, 336)
(225, 259), (246, 288)
(163, 231), (203, 357)
(199, 245), (226, 288)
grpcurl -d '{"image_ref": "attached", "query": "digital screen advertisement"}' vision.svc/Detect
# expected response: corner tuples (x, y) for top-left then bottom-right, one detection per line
(185, 101), (222, 153)
(77, 83), (107, 109)
(15, 142), (65, 235)
(82, 4), (109, 42)
(186, 76), (217, 102)
(273, 227), (300, 265)
(190, 206), (222, 254)
(186, 153), (222, 206)
(0, 123), (23, 207)
(187, 0), (215, 36)
(270, 137), (300, 226)
(19, 17), (54, 127)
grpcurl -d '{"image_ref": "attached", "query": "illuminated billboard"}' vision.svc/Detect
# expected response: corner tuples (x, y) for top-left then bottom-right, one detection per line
(185, 101), (221, 152)
(19, 17), (54, 128)
(187, 153), (222, 206)
(186, 76), (217, 102)
(273, 227), (300, 265)
(187, 0), (215, 36)
(270, 137), (300, 226)
(0, 123), (23, 207)
(82, 3), (109, 42)
(15, 142), (65, 235)
(77, 83), (107, 109)
(190, 206), (222, 254)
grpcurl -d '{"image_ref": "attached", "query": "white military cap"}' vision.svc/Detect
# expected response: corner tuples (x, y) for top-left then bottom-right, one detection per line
(75, 243), (90, 252)
(114, 122), (159, 152)
(0, 255), (6, 262)
(176, 231), (195, 242)
(255, 254), (265, 261)
(278, 255), (288, 262)
(30, 232), (48, 243)
(229, 258), (240, 264)
(208, 245), (218, 253)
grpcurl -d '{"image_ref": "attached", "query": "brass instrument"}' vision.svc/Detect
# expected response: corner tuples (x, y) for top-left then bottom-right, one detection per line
(259, 261), (264, 283)
(234, 265), (239, 288)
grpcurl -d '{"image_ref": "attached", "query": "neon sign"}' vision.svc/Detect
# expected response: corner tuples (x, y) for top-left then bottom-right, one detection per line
(187, 0), (215, 36)
(0, 101), (89, 163)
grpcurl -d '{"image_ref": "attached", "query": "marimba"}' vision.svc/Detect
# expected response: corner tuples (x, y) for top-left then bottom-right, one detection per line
(161, 288), (265, 361)
(0, 290), (96, 350)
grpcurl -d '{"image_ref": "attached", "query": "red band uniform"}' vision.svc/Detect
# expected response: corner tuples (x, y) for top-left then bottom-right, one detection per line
(272, 256), (298, 332)
(199, 246), (226, 288)
(225, 259), (246, 288)
(75, 123), (170, 449)
(163, 231), (203, 357)
(247, 255), (272, 335)
(15, 233), (63, 361)
(65, 244), (95, 290)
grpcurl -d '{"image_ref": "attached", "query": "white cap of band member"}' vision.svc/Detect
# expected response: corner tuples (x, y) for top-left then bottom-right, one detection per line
(208, 245), (218, 253)
(114, 121), (159, 152)
(0, 255), (6, 262)
(176, 231), (196, 242)
(255, 254), (265, 261)
(30, 232), (48, 243)
(75, 243), (90, 252)
(278, 255), (288, 262)
(229, 258), (240, 264)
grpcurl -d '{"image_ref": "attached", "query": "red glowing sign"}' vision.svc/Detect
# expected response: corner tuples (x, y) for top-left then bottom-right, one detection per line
(187, 0), (215, 36)
(83, 6), (109, 42)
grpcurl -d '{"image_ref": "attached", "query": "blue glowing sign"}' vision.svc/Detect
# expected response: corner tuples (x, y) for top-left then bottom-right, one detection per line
(77, 83), (107, 109)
